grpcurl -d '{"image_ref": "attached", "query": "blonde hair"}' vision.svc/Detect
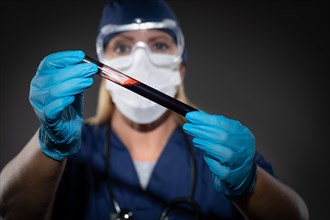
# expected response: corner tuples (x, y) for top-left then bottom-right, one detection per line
(86, 79), (196, 125)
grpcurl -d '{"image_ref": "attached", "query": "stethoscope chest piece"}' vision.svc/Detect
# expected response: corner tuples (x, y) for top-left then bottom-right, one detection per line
(110, 208), (134, 220)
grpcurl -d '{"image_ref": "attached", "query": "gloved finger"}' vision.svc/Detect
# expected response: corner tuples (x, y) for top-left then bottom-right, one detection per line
(33, 63), (98, 88)
(37, 50), (85, 71)
(30, 77), (93, 108)
(183, 123), (253, 148)
(183, 122), (227, 141)
(205, 153), (255, 183)
(186, 111), (244, 133)
(195, 138), (250, 169)
(191, 137), (235, 160)
(43, 77), (93, 106)
(51, 77), (94, 96)
(204, 154), (231, 180)
(29, 88), (47, 112)
(193, 137), (254, 169)
(43, 96), (75, 121)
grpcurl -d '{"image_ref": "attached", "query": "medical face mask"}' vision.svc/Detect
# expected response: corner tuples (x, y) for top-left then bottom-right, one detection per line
(104, 48), (182, 124)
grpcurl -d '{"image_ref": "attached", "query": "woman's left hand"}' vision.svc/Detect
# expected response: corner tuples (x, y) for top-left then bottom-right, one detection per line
(183, 110), (257, 199)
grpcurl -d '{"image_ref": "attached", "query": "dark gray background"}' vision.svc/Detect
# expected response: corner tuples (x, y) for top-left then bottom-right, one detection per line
(0, 0), (329, 219)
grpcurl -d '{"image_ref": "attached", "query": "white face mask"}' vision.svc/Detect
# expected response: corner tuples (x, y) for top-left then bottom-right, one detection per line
(104, 48), (182, 124)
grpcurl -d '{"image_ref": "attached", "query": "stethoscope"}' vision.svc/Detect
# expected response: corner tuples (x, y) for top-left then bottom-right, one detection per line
(104, 124), (201, 220)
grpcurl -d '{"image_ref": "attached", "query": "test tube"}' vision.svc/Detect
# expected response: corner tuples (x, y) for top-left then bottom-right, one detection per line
(82, 55), (198, 116)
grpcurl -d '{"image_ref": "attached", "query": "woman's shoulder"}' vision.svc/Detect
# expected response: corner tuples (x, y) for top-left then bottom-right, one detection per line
(82, 122), (107, 137)
(254, 150), (276, 177)
(81, 122), (108, 144)
(70, 122), (108, 160)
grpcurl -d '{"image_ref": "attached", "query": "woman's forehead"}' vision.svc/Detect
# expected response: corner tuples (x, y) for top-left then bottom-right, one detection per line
(110, 29), (174, 42)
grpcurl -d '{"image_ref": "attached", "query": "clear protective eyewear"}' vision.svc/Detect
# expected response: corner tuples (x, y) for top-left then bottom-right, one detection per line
(103, 41), (182, 68)
(96, 19), (184, 66)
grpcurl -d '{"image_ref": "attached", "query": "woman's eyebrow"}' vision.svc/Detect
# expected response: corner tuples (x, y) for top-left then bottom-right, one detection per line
(148, 35), (173, 42)
(113, 34), (135, 42)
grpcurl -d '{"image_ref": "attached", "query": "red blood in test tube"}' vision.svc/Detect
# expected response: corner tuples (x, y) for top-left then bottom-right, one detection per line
(123, 78), (139, 86)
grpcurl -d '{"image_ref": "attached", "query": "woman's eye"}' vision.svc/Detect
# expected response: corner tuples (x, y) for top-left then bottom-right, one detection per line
(151, 43), (170, 52)
(114, 45), (131, 55)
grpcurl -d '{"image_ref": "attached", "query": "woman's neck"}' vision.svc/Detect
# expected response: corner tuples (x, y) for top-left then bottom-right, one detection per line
(111, 108), (178, 162)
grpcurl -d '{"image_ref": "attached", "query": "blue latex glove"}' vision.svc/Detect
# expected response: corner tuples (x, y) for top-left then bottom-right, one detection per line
(29, 50), (98, 160)
(183, 111), (257, 199)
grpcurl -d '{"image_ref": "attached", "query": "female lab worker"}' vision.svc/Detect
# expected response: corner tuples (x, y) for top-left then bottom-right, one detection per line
(0, 0), (308, 219)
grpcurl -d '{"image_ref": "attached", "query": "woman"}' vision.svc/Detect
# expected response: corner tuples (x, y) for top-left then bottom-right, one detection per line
(0, 0), (308, 219)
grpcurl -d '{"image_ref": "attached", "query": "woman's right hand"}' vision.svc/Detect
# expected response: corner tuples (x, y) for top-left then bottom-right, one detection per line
(29, 50), (98, 161)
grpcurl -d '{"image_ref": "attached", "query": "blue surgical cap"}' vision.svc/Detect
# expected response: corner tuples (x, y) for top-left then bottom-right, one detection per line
(97, 0), (188, 65)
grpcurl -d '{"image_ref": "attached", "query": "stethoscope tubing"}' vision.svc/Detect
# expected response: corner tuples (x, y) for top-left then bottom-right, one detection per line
(104, 124), (201, 219)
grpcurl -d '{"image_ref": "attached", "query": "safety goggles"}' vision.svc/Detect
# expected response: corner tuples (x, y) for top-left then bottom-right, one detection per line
(105, 42), (183, 69)
(96, 19), (184, 65)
